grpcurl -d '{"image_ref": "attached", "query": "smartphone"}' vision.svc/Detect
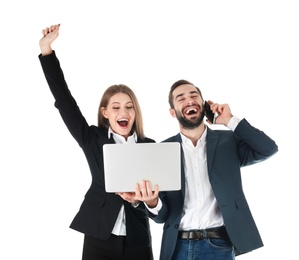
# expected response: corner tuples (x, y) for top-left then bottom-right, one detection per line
(204, 101), (215, 124)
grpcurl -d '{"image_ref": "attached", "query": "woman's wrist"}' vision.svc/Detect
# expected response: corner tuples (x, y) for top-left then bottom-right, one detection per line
(146, 198), (158, 209)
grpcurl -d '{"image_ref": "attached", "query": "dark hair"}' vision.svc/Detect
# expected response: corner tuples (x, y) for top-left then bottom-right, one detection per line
(98, 84), (145, 139)
(168, 79), (203, 108)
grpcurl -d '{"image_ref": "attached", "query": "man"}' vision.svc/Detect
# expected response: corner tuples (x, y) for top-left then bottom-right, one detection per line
(134, 79), (278, 259)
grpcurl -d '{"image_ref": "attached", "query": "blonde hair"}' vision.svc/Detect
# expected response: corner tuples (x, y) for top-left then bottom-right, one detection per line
(97, 84), (145, 139)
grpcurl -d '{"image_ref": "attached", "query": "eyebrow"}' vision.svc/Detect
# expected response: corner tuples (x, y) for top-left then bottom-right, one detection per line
(111, 101), (133, 105)
(175, 90), (199, 100)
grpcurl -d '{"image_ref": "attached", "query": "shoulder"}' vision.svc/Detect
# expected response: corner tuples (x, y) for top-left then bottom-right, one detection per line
(90, 125), (111, 143)
(162, 133), (181, 143)
(207, 127), (234, 137)
(141, 137), (156, 143)
(90, 125), (107, 134)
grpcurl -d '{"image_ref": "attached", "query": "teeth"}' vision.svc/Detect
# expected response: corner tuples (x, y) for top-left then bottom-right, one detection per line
(117, 119), (128, 122)
(186, 108), (197, 114)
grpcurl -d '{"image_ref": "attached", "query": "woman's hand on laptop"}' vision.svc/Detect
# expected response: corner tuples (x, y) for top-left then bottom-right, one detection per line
(135, 180), (159, 208)
(116, 180), (159, 208)
(115, 192), (138, 204)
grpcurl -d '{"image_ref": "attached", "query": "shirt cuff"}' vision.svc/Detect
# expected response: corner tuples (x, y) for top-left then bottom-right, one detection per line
(131, 202), (140, 208)
(145, 198), (162, 215)
(227, 116), (241, 131)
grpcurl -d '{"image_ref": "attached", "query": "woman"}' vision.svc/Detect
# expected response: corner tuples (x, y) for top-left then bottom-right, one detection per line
(39, 24), (155, 260)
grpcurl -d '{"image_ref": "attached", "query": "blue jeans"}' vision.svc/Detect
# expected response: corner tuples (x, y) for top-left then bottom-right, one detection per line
(172, 238), (235, 260)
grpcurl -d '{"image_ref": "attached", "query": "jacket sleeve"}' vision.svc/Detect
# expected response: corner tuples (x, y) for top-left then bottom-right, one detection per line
(39, 51), (90, 147)
(235, 118), (278, 166)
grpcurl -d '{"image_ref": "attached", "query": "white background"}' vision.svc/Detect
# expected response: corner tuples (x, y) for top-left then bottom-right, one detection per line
(1, 0), (298, 259)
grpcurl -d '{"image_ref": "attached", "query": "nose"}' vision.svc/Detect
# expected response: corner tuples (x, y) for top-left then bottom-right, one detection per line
(186, 98), (194, 106)
(119, 107), (129, 114)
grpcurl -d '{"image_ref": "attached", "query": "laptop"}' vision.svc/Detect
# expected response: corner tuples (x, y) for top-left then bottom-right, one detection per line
(103, 142), (181, 192)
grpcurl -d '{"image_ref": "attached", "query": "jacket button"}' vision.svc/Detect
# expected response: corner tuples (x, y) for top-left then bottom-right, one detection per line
(175, 224), (179, 229)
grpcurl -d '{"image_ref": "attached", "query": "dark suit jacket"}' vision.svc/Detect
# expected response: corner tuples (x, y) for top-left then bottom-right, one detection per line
(149, 120), (278, 259)
(39, 52), (155, 247)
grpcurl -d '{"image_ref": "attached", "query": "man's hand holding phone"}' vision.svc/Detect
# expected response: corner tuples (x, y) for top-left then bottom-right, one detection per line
(205, 101), (234, 126)
(204, 101), (216, 124)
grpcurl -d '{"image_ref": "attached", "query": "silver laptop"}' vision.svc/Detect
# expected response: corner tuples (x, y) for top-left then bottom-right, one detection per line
(103, 142), (181, 192)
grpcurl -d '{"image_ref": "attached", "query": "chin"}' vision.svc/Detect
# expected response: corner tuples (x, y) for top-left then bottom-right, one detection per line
(120, 130), (131, 137)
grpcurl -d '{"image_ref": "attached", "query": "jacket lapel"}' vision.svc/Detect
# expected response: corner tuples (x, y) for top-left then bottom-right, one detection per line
(206, 128), (219, 174)
(172, 134), (186, 197)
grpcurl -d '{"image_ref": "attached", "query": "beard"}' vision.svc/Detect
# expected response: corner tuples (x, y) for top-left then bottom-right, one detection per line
(175, 107), (205, 130)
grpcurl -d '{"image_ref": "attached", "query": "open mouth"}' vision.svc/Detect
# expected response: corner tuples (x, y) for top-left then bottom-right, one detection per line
(184, 107), (198, 116)
(117, 119), (129, 127)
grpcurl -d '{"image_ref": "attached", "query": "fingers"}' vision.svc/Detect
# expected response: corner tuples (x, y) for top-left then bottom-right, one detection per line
(208, 102), (218, 114)
(39, 24), (60, 55)
(116, 181), (159, 208)
(42, 24), (60, 37)
(153, 184), (159, 197)
(208, 102), (233, 126)
(209, 102), (228, 115)
(143, 180), (150, 195)
(142, 180), (153, 197)
(135, 183), (142, 197)
(136, 180), (159, 200)
(117, 181), (159, 203)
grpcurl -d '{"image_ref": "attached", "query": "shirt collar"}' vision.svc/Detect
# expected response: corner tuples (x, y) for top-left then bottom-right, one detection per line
(108, 127), (137, 143)
(180, 126), (207, 147)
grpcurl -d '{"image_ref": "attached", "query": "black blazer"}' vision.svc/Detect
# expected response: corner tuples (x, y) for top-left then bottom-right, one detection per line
(39, 52), (155, 247)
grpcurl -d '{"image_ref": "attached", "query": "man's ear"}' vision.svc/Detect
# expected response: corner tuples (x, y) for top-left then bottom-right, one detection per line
(169, 108), (176, 118)
(101, 107), (108, 118)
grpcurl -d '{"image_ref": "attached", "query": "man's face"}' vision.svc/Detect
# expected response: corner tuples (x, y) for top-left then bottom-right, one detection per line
(170, 84), (205, 129)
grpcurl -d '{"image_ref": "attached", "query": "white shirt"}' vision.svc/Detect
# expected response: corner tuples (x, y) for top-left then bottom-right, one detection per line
(148, 116), (240, 230)
(107, 127), (137, 236)
(179, 127), (224, 229)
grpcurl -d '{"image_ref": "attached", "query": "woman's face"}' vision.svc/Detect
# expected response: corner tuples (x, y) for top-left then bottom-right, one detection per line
(101, 92), (136, 139)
